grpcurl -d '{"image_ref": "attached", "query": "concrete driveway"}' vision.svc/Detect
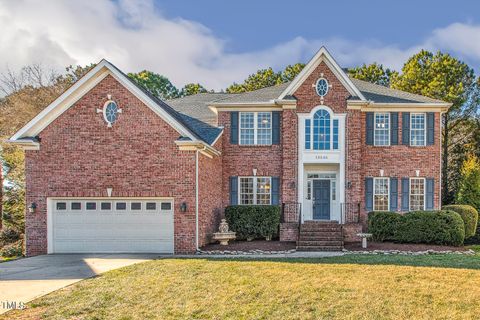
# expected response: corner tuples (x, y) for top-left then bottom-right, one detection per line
(0, 254), (158, 314)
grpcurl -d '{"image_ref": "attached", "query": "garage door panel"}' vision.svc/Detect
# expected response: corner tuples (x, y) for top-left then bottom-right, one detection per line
(51, 199), (174, 253)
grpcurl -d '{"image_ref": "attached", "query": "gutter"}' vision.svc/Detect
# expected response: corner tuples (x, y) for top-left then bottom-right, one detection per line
(195, 149), (199, 251)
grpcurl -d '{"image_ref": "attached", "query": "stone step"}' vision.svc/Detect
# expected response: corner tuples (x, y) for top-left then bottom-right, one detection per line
(303, 220), (339, 224)
(299, 236), (343, 242)
(300, 226), (342, 232)
(299, 231), (342, 238)
(297, 240), (344, 247)
(296, 246), (344, 252)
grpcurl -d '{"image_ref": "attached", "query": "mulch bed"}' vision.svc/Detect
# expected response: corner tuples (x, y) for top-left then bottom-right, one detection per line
(201, 240), (296, 252)
(345, 241), (468, 252)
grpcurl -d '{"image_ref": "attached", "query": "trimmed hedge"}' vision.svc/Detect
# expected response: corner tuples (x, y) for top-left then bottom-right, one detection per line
(0, 228), (21, 247)
(225, 205), (281, 240)
(395, 211), (465, 246)
(442, 205), (478, 239)
(368, 210), (465, 246)
(368, 211), (401, 242)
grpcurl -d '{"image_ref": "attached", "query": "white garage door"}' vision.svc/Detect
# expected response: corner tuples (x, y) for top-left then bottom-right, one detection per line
(50, 198), (174, 253)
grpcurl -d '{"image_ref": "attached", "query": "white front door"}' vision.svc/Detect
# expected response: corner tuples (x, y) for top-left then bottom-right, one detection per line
(49, 198), (174, 253)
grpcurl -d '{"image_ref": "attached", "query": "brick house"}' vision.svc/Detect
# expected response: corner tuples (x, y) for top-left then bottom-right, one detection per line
(9, 47), (450, 256)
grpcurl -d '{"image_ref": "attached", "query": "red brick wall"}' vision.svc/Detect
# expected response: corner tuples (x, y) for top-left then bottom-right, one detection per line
(360, 111), (442, 218)
(198, 139), (223, 247)
(25, 75), (198, 256)
(219, 111), (283, 207)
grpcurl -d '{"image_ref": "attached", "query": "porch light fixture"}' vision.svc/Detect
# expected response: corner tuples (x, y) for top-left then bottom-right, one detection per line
(28, 202), (37, 214)
(347, 181), (352, 189)
(180, 202), (188, 212)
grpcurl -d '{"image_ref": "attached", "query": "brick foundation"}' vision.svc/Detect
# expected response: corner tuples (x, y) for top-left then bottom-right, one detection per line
(280, 223), (299, 242)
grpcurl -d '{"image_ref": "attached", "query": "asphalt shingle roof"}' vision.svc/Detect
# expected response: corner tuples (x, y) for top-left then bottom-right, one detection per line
(211, 82), (291, 104)
(349, 78), (447, 104)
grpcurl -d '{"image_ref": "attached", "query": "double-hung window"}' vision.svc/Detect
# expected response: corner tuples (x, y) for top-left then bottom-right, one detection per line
(239, 177), (271, 205)
(410, 113), (426, 146)
(239, 112), (272, 145)
(373, 177), (389, 211)
(410, 178), (425, 211)
(374, 113), (390, 146)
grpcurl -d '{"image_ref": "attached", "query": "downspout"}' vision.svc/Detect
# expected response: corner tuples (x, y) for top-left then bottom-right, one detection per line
(195, 149), (199, 251)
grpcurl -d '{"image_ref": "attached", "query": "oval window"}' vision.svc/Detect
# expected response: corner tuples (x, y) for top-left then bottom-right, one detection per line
(315, 78), (329, 97)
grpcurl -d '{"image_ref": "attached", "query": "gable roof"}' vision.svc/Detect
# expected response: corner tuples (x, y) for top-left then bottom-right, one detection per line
(9, 59), (222, 146)
(278, 46), (366, 101)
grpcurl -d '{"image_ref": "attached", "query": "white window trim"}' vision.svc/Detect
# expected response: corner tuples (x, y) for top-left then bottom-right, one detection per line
(373, 177), (390, 211)
(315, 77), (329, 97)
(239, 112), (272, 146)
(373, 112), (390, 146)
(409, 177), (426, 211)
(238, 176), (272, 205)
(305, 109), (339, 151)
(410, 113), (427, 147)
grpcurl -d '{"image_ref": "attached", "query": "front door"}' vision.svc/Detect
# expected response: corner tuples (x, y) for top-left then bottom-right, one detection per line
(313, 180), (330, 220)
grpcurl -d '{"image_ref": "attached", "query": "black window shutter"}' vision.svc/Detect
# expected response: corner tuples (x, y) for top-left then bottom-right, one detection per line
(390, 112), (399, 145)
(271, 177), (280, 205)
(365, 177), (373, 211)
(366, 112), (374, 145)
(402, 112), (410, 145)
(230, 112), (239, 144)
(427, 112), (435, 145)
(401, 178), (410, 211)
(426, 178), (434, 210)
(229, 176), (238, 205)
(272, 111), (280, 145)
(390, 178), (398, 211)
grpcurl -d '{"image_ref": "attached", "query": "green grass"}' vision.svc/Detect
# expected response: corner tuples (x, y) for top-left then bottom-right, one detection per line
(3, 255), (480, 320)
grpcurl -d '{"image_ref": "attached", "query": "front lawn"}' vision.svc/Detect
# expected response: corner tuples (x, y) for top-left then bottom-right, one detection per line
(3, 255), (480, 319)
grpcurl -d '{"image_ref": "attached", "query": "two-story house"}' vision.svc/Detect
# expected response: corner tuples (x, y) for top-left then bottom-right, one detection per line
(9, 47), (450, 255)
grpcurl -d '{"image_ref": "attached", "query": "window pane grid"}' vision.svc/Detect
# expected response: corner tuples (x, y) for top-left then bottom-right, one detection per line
(240, 113), (255, 145)
(333, 119), (339, 149)
(305, 119), (311, 149)
(374, 113), (390, 146)
(256, 177), (271, 205)
(240, 177), (254, 205)
(374, 178), (389, 211)
(239, 177), (271, 205)
(410, 178), (425, 211)
(257, 112), (272, 145)
(313, 110), (331, 150)
(410, 114), (425, 146)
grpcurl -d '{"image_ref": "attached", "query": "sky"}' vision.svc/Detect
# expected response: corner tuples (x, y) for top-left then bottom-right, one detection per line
(0, 0), (479, 91)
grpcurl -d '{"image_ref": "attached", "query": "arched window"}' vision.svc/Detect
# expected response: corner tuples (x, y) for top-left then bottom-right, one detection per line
(305, 109), (339, 151)
(313, 110), (331, 150)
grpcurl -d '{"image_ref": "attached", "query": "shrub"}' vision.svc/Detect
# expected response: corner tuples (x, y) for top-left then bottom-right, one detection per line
(395, 210), (465, 246)
(368, 211), (401, 242)
(224, 205), (281, 240)
(456, 155), (480, 213)
(442, 205), (478, 239)
(0, 228), (21, 247)
(0, 240), (23, 258)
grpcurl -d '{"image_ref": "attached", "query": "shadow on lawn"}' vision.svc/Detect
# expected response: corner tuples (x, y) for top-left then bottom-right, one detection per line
(171, 253), (480, 271)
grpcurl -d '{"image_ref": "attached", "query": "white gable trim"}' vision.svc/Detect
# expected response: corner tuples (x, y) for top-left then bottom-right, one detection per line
(10, 59), (197, 142)
(278, 46), (366, 101)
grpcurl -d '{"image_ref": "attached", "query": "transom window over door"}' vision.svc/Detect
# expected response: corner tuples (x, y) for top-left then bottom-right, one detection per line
(374, 113), (390, 146)
(410, 113), (426, 146)
(410, 178), (425, 210)
(373, 178), (389, 211)
(239, 112), (272, 145)
(239, 177), (271, 205)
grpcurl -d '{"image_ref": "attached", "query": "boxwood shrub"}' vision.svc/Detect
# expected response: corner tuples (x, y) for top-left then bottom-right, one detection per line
(442, 205), (478, 239)
(395, 210), (465, 246)
(368, 211), (401, 242)
(225, 205), (281, 240)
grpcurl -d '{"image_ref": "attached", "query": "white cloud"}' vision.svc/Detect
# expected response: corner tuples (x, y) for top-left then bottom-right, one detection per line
(0, 0), (478, 91)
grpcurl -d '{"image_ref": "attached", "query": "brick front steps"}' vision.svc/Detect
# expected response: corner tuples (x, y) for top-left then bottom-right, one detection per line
(297, 221), (344, 251)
